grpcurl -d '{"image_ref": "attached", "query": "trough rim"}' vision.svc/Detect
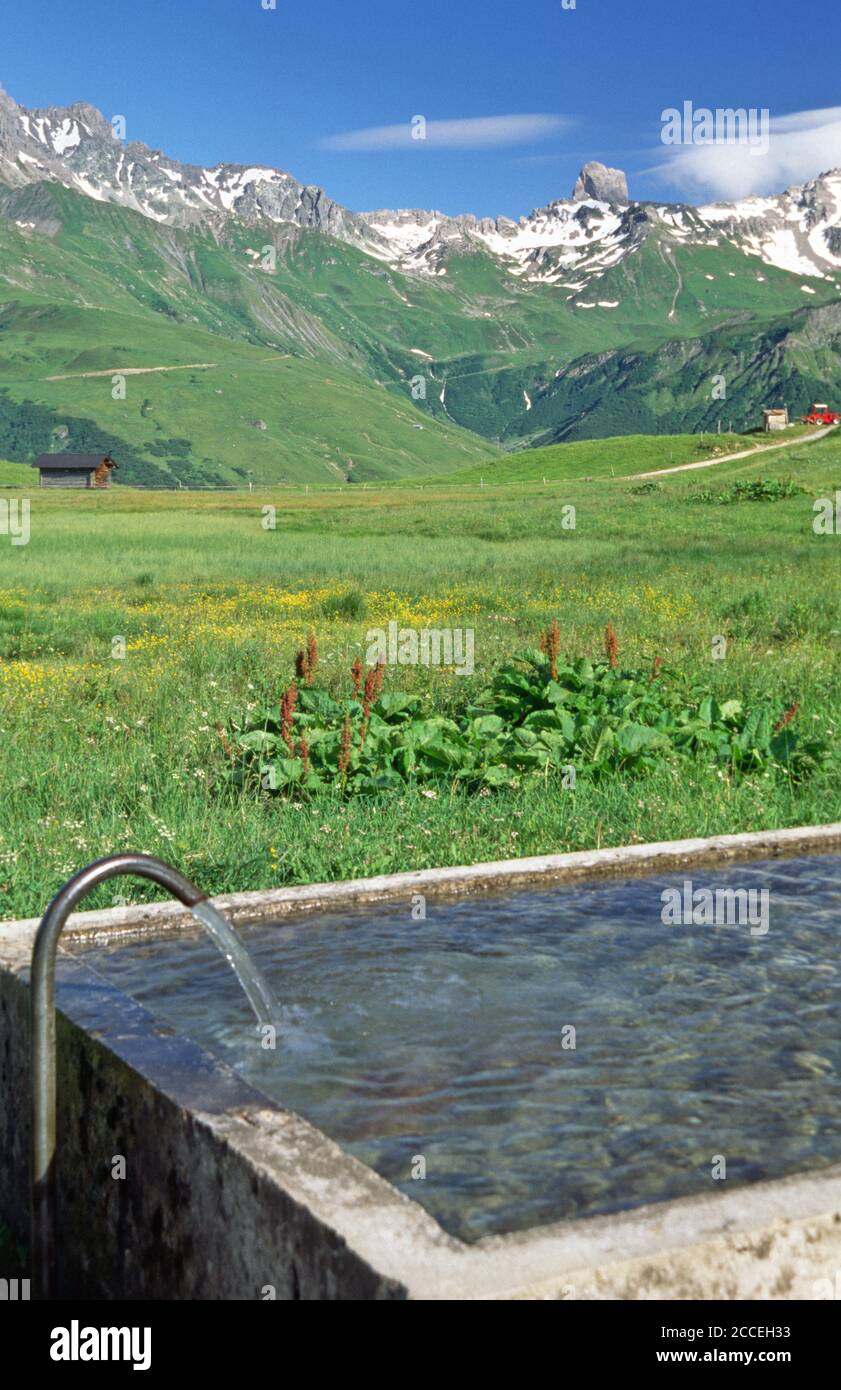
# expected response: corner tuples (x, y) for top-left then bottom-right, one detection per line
(2, 819), (841, 943)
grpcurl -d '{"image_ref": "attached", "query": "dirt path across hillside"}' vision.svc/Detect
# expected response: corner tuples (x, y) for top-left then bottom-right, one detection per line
(630, 425), (835, 479)
(45, 363), (217, 381)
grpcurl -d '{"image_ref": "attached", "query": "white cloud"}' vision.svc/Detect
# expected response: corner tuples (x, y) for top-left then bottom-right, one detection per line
(651, 106), (841, 201)
(321, 114), (571, 152)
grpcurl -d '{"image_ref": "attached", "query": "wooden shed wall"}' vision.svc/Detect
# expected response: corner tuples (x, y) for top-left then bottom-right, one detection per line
(39, 469), (94, 488)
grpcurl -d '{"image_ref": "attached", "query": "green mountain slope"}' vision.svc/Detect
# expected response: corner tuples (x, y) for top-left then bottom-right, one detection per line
(1, 178), (840, 483)
(503, 302), (841, 446)
(0, 191), (499, 484)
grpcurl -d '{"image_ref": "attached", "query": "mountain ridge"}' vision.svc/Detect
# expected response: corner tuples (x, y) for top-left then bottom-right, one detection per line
(4, 83), (841, 288)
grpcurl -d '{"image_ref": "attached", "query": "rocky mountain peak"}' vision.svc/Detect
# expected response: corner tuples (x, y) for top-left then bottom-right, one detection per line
(572, 161), (629, 205)
(61, 100), (116, 142)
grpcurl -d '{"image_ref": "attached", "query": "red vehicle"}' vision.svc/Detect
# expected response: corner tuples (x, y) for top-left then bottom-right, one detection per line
(801, 404), (841, 425)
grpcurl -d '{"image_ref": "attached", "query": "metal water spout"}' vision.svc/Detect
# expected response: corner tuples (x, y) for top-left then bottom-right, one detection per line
(29, 853), (277, 1300)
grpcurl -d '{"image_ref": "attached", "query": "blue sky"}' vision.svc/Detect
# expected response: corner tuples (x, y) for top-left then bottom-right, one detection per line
(4, 0), (841, 217)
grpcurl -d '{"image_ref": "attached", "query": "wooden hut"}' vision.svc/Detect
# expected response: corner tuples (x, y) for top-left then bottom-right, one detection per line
(32, 454), (118, 488)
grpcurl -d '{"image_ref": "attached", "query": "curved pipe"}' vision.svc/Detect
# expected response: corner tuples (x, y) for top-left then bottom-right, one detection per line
(31, 854), (207, 1300)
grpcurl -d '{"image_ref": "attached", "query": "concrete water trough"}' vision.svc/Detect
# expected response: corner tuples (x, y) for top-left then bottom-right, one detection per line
(2, 823), (841, 1301)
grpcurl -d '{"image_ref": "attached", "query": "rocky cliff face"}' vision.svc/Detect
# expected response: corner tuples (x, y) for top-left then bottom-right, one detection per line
(571, 161), (629, 205)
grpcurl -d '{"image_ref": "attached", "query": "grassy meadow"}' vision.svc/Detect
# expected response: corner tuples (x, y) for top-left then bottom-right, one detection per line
(1, 428), (840, 919)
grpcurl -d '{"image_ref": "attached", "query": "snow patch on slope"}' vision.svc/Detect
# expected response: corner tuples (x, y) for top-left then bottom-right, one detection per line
(51, 119), (80, 154)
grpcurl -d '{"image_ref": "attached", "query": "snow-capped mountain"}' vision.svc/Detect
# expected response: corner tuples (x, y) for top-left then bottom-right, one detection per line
(364, 177), (841, 290)
(698, 175), (841, 281)
(0, 83), (390, 255)
(361, 198), (634, 287)
(4, 82), (841, 297)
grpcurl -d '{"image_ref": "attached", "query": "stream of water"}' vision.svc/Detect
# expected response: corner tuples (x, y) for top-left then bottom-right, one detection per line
(188, 898), (280, 1029)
